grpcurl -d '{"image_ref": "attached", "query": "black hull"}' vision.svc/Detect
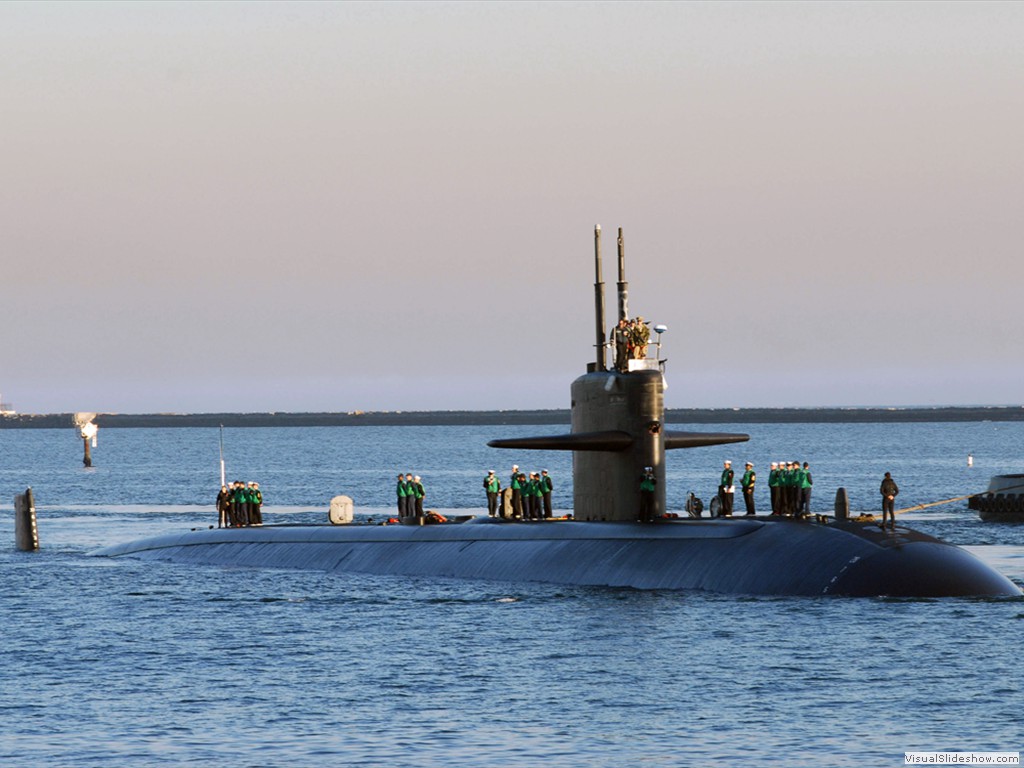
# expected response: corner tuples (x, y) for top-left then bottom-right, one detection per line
(92, 516), (1020, 598)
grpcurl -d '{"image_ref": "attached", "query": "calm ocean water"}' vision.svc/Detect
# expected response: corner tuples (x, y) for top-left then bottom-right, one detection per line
(2, 422), (1023, 767)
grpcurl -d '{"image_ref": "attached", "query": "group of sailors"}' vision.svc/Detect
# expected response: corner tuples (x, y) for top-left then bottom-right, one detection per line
(484, 466), (554, 520)
(611, 316), (651, 372)
(216, 480), (263, 527)
(716, 460), (813, 517)
(211, 463), (898, 528)
(395, 473), (426, 520)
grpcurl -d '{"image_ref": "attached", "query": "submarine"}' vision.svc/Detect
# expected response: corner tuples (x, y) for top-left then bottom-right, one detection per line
(94, 227), (1021, 598)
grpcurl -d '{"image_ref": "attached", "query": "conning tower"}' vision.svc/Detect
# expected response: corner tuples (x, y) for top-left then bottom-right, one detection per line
(489, 226), (748, 521)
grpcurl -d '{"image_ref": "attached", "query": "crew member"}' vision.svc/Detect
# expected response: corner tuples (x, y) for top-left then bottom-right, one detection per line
(404, 473), (416, 519)
(216, 485), (231, 528)
(790, 462), (804, 518)
(768, 462), (780, 515)
(632, 316), (650, 358)
(510, 465), (523, 520)
(611, 318), (630, 372)
(232, 480), (249, 526)
(719, 460), (734, 517)
(639, 466), (656, 522)
(541, 469), (554, 518)
(413, 476), (425, 519)
(396, 473), (408, 519)
(880, 472), (899, 530)
(799, 462), (812, 517)
(250, 481), (263, 525)
(526, 473), (540, 520)
(484, 470), (501, 517)
(783, 461), (797, 516)
(741, 462), (756, 516)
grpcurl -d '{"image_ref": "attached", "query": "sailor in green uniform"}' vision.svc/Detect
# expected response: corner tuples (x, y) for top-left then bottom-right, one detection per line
(799, 462), (813, 517)
(413, 475), (425, 519)
(783, 462), (797, 516)
(404, 473), (416, 519)
(792, 461), (806, 518)
(396, 473), (408, 519)
(741, 462), (756, 516)
(526, 473), (539, 520)
(484, 470), (501, 517)
(541, 469), (554, 518)
(231, 480), (249, 526)
(719, 460), (734, 517)
(639, 466), (657, 522)
(510, 465), (523, 519)
(250, 481), (263, 525)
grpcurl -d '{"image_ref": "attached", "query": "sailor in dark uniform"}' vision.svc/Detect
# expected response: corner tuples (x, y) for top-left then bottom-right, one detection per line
(719, 461), (735, 517)
(741, 462), (756, 516)
(611, 319), (630, 372)
(880, 472), (899, 529)
(541, 469), (554, 518)
(216, 485), (231, 528)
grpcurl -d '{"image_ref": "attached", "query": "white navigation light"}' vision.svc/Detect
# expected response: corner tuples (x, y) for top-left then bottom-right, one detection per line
(653, 324), (667, 334)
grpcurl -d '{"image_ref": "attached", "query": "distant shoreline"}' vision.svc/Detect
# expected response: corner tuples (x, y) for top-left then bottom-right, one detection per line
(2, 406), (1023, 429)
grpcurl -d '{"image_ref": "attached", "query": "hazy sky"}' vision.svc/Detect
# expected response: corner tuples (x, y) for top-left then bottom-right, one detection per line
(3, 1), (1022, 413)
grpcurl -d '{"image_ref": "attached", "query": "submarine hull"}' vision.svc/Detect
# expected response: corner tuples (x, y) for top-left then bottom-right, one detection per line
(93, 517), (1021, 597)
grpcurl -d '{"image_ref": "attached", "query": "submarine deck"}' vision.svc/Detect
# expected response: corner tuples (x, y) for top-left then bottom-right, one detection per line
(92, 515), (1022, 598)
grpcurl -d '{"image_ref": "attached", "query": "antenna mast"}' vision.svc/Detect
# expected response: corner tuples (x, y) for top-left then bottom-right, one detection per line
(617, 227), (629, 322)
(593, 225), (607, 370)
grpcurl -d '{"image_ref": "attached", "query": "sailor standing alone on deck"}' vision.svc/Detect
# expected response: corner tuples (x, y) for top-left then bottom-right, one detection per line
(639, 466), (656, 522)
(880, 472), (899, 530)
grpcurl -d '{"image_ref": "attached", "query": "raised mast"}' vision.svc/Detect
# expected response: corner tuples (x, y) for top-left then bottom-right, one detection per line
(616, 227), (629, 322)
(593, 225), (607, 371)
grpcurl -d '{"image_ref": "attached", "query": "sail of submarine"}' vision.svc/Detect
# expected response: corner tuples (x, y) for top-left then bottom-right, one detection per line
(488, 224), (749, 522)
(93, 227), (1021, 598)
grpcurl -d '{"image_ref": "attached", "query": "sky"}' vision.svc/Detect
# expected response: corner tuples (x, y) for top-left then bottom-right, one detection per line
(2, 1), (1023, 414)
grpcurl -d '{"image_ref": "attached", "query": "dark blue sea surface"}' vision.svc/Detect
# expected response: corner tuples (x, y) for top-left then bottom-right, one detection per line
(2, 422), (1023, 766)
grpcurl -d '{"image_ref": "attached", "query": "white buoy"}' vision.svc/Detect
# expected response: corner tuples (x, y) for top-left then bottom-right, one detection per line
(967, 453), (974, 467)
